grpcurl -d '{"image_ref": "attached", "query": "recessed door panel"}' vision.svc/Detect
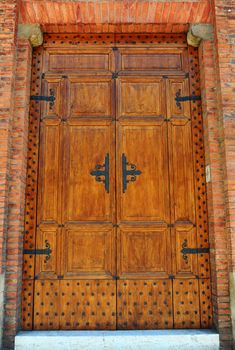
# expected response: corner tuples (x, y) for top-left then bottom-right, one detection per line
(38, 120), (61, 223)
(117, 120), (170, 223)
(69, 77), (113, 117)
(118, 225), (171, 278)
(63, 120), (115, 222)
(35, 224), (61, 279)
(61, 224), (115, 279)
(117, 77), (165, 118)
(167, 79), (196, 225)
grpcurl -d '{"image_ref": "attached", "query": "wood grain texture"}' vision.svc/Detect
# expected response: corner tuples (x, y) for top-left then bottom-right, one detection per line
(117, 280), (173, 329)
(22, 34), (212, 330)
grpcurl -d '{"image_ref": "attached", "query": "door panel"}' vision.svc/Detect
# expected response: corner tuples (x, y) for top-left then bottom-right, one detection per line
(173, 279), (200, 328)
(35, 224), (61, 279)
(41, 77), (62, 118)
(118, 225), (171, 278)
(38, 119), (61, 223)
(34, 280), (116, 330)
(117, 77), (165, 118)
(167, 79), (196, 225)
(69, 77), (114, 117)
(168, 119), (196, 224)
(117, 279), (173, 329)
(61, 224), (115, 279)
(117, 48), (188, 74)
(62, 119), (115, 222)
(172, 225), (198, 277)
(117, 120), (169, 223)
(46, 48), (113, 73)
(167, 78), (190, 119)
(59, 280), (116, 330)
(34, 280), (60, 330)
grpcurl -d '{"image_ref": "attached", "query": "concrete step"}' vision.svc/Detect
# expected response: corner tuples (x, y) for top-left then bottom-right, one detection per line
(15, 329), (220, 350)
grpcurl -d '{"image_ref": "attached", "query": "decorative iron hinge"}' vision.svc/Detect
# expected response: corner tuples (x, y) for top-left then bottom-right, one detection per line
(30, 88), (56, 109)
(30, 95), (55, 102)
(90, 153), (110, 193)
(175, 89), (201, 109)
(181, 239), (209, 264)
(122, 153), (142, 193)
(23, 240), (52, 263)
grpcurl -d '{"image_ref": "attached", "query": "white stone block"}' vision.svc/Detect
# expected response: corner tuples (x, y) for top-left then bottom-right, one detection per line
(15, 330), (220, 350)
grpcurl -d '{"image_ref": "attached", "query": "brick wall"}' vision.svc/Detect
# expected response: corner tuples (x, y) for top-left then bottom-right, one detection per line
(212, 1), (235, 347)
(3, 39), (32, 350)
(0, 1), (19, 348)
(199, 39), (232, 349)
(198, 1), (235, 348)
(212, 0), (235, 268)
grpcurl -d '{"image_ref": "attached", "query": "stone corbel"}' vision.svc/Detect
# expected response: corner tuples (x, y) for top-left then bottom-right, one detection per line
(187, 24), (214, 47)
(17, 24), (43, 47)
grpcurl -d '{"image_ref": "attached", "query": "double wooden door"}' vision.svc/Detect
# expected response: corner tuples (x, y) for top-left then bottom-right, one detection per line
(22, 35), (212, 330)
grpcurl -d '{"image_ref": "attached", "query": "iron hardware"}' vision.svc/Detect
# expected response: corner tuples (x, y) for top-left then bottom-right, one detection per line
(113, 224), (119, 228)
(113, 276), (120, 280)
(175, 89), (201, 109)
(90, 153), (110, 193)
(112, 72), (118, 79)
(169, 275), (175, 280)
(23, 240), (52, 263)
(122, 153), (142, 193)
(30, 95), (55, 102)
(31, 88), (55, 109)
(58, 275), (64, 279)
(112, 47), (118, 51)
(181, 239), (209, 264)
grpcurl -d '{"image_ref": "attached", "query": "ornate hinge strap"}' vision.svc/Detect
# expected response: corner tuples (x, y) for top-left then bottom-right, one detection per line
(30, 88), (55, 109)
(90, 153), (110, 193)
(175, 89), (201, 109)
(23, 240), (52, 263)
(181, 239), (209, 264)
(122, 153), (142, 193)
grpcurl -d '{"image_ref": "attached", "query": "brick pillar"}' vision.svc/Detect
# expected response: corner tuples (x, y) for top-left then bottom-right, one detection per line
(199, 39), (233, 349)
(211, 1), (235, 348)
(3, 38), (32, 349)
(0, 1), (19, 348)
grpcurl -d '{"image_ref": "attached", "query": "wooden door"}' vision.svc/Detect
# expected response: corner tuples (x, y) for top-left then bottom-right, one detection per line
(22, 34), (212, 331)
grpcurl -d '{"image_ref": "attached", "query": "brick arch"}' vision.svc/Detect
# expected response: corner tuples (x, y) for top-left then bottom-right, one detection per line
(19, 0), (212, 27)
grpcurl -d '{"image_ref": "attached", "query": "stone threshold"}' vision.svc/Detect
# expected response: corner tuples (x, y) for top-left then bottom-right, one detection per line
(15, 329), (219, 350)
